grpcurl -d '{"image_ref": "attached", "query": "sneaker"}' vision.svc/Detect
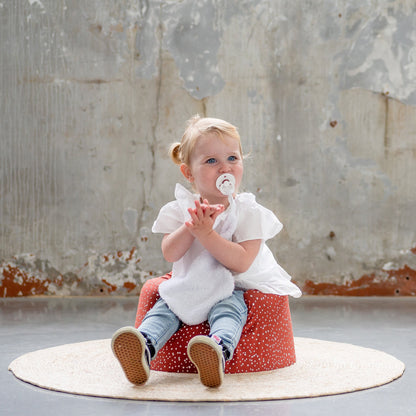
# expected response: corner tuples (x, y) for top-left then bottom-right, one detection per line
(187, 335), (225, 388)
(111, 326), (151, 385)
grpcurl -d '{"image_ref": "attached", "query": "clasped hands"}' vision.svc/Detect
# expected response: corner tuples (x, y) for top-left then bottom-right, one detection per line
(185, 199), (224, 239)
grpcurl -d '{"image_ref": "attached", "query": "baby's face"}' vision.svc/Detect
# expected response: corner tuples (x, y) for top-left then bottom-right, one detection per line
(188, 133), (243, 206)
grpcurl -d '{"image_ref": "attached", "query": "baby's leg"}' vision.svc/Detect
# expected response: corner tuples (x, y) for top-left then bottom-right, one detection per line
(138, 298), (182, 357)
(112, 298), (181, 385)
(207, 290), (248, 360)
(187, 290), (247, 387)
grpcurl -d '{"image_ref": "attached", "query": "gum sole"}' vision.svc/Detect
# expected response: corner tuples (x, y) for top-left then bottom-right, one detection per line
(188, 341), (223, 388)
(112, 330), (149, 385)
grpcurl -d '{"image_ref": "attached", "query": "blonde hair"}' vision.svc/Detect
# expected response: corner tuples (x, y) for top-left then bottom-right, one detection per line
(169, 115), (242, 166)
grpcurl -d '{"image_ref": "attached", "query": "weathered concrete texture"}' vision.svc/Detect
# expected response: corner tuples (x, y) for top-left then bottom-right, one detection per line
(0, 248), (155, 297)
(1, 0), (416, 296)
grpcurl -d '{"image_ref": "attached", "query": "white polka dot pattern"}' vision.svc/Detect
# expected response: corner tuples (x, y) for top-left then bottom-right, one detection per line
(135, 274), (296, 374)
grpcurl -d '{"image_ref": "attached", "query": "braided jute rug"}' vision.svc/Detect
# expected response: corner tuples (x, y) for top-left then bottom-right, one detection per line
(9, 337), (404, 402)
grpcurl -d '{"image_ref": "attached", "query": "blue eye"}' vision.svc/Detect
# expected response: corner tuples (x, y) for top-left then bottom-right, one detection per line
(206, 158), (216, 164)
(228, 155), (238, 161)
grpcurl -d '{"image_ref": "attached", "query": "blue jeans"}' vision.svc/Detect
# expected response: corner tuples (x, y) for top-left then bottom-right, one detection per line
(138, 290), (248, 360)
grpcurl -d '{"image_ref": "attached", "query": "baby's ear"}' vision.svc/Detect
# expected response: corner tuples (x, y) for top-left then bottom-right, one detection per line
(180, 163), (193, 182)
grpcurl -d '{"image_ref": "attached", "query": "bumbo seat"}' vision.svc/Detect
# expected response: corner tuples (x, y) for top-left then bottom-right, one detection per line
(135, 273), (296, 374)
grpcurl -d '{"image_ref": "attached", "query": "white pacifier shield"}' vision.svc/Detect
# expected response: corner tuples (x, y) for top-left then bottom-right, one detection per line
(216, 173), (236, 196)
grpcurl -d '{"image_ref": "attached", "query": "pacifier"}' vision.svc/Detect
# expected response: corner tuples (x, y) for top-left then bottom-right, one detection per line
(216, 173), (236, 196)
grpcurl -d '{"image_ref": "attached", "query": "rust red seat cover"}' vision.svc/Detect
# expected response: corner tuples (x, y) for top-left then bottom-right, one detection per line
(135, 273), (296, 374)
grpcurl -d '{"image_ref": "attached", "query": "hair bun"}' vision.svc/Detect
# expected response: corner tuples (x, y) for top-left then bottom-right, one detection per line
(169, 142), (182, 165)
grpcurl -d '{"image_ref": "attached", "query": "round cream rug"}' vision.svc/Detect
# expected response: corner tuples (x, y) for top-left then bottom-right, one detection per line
(8, 337), (404, 402)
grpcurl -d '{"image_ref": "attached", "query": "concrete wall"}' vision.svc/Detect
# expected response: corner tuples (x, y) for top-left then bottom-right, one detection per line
(1, 0), (415, 296)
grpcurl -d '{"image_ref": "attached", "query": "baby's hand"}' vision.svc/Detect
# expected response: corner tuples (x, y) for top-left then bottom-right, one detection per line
(199, 199), (225, 218)
(185, 200), (224, 239)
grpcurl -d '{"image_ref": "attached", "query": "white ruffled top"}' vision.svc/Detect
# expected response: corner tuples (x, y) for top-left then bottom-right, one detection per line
(152, 183), (301, 325)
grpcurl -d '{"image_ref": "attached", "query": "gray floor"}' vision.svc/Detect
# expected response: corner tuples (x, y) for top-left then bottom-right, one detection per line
(1, 296), (415, 416)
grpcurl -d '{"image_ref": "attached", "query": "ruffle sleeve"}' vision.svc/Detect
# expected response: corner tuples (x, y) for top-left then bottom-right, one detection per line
(151, 201), (183, 234)
(233, 193), (283, 243)
(151, 183), (196, 234)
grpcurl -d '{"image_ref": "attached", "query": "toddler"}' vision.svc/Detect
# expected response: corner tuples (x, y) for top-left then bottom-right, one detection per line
(112, 115), (301, 388)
